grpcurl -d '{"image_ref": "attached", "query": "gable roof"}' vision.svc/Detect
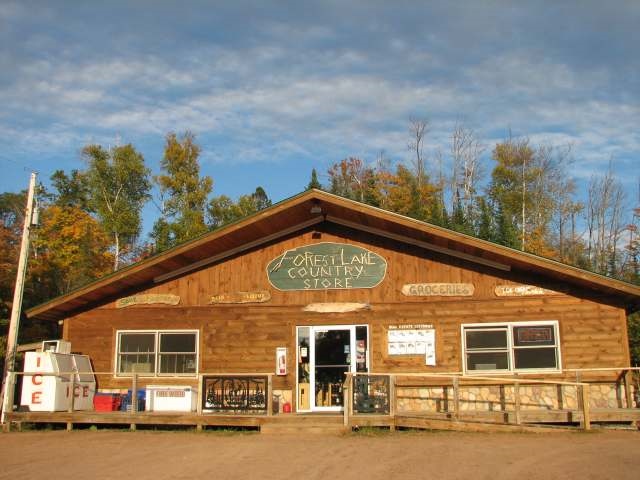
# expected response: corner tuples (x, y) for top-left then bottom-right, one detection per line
(27, 189), (640, 321)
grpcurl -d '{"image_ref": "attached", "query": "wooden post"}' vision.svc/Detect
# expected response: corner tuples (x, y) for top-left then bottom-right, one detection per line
(389, 375), (396, 431)
(197, 374), (204, 415)
(452, 377), (460, 420)
(514, 382), (521, 425)
(131, 373), (138, 412)
(67, 374), (76, 431)
(68, 375), (76, 413)
(349, 376), (354, 419)
(624, 370), (634, 409)
(130, 374), (137, 431)
(623, 370), (637, 428)
(576, 371), (582, 407)
(581, 384), (591, 431)
(343, 374), (350, 428)
(267, 375), (273, 416)
(556, 384), (564, 410)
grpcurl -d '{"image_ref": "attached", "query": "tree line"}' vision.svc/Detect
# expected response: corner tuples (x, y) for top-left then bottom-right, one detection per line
(316, 121), (639, 285)
(0, 131), (272, 363)
(0, 123), (638, 365)
(310, 120), (639, 364)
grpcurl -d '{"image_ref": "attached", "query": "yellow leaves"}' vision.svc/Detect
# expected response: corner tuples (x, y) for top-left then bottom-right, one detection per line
(30, 205), (113, 294)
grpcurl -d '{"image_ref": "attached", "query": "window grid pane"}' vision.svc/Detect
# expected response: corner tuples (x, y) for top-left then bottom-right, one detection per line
(465, 329), (508, 349)
(160, 333), (197, 353)
(117, 331), (198, 376)
(513, 326), (556, 347)
(119, 333), (156, 354)
(466, 351), (510, 371)
(158, 353), (197, 374)
(513, 347), (558, 369)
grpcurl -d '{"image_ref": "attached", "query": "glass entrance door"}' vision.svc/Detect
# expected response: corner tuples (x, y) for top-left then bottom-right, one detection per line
(313, 328), (351, 410)
(297, 325), (369, 412)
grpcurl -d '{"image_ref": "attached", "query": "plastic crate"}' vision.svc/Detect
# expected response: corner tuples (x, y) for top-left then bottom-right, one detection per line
(94, 393), (121, 412)
(120, 389), (146, 412)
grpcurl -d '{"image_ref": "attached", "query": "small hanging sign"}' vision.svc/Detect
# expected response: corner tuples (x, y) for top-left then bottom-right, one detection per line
(116, 294), (180, 308)
(303, 302), (370, 313)
(494, 285), (560, 297)
(209, 290), (271, 304)
(402, 283), (474, 297)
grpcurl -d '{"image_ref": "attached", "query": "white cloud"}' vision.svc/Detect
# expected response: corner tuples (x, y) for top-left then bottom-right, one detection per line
(0, 1), (26, 21)
(0, 3), (638, 208)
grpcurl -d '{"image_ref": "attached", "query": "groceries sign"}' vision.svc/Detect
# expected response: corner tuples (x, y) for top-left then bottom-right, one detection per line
(267, 242), (387, 290)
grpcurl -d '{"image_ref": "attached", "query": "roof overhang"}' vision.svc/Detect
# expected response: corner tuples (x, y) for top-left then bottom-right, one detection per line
(26, 189), (640, 321)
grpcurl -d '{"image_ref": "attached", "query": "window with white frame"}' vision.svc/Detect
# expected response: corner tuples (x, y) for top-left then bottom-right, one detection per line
(116, 330), (198, 376)
(462, 321), (560, 373)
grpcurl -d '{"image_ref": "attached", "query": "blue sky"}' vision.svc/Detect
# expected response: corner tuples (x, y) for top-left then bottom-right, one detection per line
(1, 1), (638, 233)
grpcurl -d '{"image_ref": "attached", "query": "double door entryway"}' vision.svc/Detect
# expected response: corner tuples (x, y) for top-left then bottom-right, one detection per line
(296, 325), (368, 412)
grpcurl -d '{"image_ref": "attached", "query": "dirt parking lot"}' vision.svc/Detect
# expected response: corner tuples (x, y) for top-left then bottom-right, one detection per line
(0, 428), (638, 480)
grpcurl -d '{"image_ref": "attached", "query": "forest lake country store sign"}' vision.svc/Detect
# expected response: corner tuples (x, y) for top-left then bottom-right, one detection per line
(267, 242), (387, 290)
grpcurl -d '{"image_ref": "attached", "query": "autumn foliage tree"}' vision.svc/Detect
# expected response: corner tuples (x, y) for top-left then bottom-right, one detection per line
(0, 192), (24, 350)
(328, 157), (377, 204)
(29, 205), (113, 297)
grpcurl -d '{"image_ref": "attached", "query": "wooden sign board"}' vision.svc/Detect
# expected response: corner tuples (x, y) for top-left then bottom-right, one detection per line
(116, 294), (180, 308)
(402, 283), (474, 297)
(494, 285), (560, 297)
(267, 242), (387, 291)
(303, 302), (370, 313)
(209, 290), (271, 304)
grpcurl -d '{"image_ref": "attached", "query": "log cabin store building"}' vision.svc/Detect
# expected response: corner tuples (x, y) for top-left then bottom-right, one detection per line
(20, 190), (640, 428)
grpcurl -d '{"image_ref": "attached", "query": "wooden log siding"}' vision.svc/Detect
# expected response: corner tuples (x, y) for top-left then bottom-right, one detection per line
(96, 227), (626, 309)
(65, 297), (628, 391)
(60, 226), (631, 395)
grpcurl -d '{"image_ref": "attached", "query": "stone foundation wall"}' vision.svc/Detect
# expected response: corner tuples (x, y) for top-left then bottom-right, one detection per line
(396, 383), (637, 414)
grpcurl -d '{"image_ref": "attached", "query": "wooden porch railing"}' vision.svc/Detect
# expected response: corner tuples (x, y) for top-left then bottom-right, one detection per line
(344, 368), (640, 431)
(2, 370), (276, 431)
(3, 368), (639, 432)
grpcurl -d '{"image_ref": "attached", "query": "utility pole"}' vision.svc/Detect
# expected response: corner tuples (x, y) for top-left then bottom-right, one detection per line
(521, 154), (526, 251)
(1, 172), (37, 424)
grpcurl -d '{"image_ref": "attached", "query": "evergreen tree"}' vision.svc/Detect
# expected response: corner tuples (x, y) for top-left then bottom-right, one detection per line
(306, 169), (322, 190)
(251, 186), (272, 210)
(450, 194), (473, 235)
(475, 197), (494, 242)
(428, 196), (449, 228)
(494, 203), (519, 248)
